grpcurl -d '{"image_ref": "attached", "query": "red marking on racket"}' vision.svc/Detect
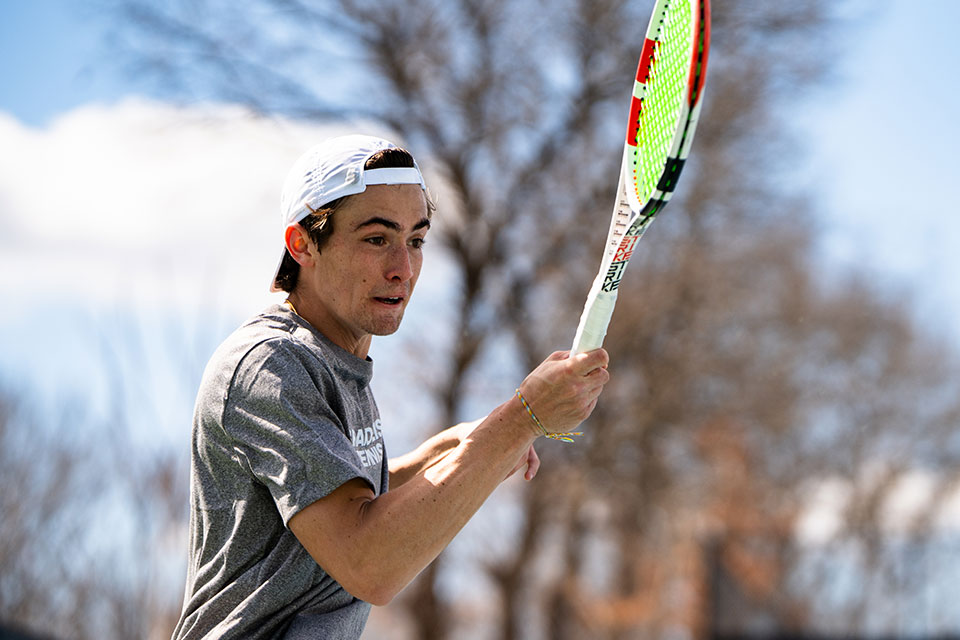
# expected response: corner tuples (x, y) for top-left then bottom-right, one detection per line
(627, 98), (642, 145)
(635, 37), (657, 83)
(687, 1), (711, 105)
(627, 38), (658, 145)
(613, 235), (641, 262)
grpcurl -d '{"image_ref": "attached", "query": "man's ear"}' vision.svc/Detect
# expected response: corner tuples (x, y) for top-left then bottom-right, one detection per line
(284, 225), (314, 267)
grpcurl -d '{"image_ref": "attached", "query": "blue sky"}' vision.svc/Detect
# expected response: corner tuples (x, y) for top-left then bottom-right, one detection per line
(1, 0), (959, 429)
(0, 1), (144, 126)
(795, 1), (960, 342)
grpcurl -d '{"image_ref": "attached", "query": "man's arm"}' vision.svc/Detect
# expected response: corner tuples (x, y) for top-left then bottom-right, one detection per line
(388, 419), (481, 489)
(289, 349), (609, 606)
(390, 419), (540, 489)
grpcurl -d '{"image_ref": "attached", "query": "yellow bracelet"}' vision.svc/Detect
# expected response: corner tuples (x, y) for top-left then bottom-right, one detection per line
(515, 389), (583, 443)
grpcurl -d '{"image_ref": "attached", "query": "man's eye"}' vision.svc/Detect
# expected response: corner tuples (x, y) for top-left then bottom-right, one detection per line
(365, 237), (386, 246)
(410, 238), (426, 249)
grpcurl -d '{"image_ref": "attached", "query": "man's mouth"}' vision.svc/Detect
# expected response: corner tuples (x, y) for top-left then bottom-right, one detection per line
(374, 296), (404, 306)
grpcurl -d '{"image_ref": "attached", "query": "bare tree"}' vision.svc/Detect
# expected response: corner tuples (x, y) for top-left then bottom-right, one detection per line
(0, 307), (197, 640)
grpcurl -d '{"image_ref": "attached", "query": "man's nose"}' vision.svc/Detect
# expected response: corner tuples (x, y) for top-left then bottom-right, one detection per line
(385, 244), (414, 282)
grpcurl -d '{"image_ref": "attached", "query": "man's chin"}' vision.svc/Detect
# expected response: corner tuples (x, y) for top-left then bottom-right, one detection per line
(368, 313), (405, 337)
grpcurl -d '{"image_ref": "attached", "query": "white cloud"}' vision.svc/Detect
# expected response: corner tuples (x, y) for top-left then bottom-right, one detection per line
(796, 477), (853, 546)
(796, 469), (960, 547)
(0, 100), (460, 439)
(0, 99), (428, 315)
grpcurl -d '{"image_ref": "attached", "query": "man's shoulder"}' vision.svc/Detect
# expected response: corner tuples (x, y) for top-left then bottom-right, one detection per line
(198, 303), (372, 408)
(232, 305), (302, 349)
(212, 305), (332, 372)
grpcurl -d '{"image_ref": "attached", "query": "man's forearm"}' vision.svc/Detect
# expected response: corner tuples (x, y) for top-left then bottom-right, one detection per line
(388, 418), (481, 488)
(291, 401), (536, 605)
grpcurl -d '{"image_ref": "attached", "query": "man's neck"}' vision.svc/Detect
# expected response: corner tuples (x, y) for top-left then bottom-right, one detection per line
(285, 294), (373, 359)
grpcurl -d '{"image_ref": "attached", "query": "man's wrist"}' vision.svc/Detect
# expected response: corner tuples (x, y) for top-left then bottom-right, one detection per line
(474, 396), (541, 446)
(515, 388), (549, 438)
(513, 387), (584, 444)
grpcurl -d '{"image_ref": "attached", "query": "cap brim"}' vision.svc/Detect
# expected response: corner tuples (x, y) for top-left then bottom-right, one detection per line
(269, 247), (288, 293)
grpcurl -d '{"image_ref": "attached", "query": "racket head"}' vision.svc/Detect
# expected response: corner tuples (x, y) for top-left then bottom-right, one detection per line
(569, 0), (711, 353)
(624, 0), (711, 215)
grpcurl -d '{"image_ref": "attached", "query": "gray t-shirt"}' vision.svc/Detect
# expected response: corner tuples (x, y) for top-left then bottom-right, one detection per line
(172, 304), (389, 640)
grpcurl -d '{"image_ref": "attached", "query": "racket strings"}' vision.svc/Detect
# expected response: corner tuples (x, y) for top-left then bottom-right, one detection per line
(633, 0), (693, 204)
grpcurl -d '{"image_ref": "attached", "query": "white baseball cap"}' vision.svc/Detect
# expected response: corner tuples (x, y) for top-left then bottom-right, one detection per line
(271, 134), (426, 292)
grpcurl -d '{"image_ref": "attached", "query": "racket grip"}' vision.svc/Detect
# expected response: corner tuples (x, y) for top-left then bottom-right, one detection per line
(571, 288), (619, 354)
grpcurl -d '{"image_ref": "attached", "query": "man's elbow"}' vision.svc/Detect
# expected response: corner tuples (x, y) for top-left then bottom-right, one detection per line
(360, 586), (399, 608)
(340, 571), (404, 607)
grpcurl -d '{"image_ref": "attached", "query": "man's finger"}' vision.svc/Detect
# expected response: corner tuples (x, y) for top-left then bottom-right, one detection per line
(570, 348), (609, 375)
(524, 446), (540, 481)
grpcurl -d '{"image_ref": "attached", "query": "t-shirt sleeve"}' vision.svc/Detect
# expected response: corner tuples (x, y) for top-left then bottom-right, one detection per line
(220, 338), (369, 525)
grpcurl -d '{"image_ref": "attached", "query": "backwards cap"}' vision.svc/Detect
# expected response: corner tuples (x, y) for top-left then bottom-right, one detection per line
(271, 134), (426, 292)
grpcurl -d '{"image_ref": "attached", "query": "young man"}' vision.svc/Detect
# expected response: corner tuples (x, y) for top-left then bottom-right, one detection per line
(172, 134), (609, 639)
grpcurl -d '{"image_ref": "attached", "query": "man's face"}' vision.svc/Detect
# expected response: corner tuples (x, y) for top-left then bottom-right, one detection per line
(298, 183), (430, 354)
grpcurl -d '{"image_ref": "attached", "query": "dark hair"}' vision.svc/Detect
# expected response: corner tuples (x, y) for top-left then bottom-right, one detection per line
(274, 147), (422, 293)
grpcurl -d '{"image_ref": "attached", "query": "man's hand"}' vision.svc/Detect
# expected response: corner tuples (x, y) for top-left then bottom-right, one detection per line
(517, 349), (609, 437)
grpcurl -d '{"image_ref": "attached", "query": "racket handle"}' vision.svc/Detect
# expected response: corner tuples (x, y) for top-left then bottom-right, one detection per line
(571, 287), (619, 354)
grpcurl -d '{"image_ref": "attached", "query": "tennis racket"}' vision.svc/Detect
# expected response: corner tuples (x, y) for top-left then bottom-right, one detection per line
(571, 0), (711, 353)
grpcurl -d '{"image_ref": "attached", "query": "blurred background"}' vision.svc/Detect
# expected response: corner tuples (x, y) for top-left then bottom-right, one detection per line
(2, 1), (959, 639)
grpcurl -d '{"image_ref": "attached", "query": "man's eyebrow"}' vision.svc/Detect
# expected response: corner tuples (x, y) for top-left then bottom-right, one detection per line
(353, 216), (432, 232)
